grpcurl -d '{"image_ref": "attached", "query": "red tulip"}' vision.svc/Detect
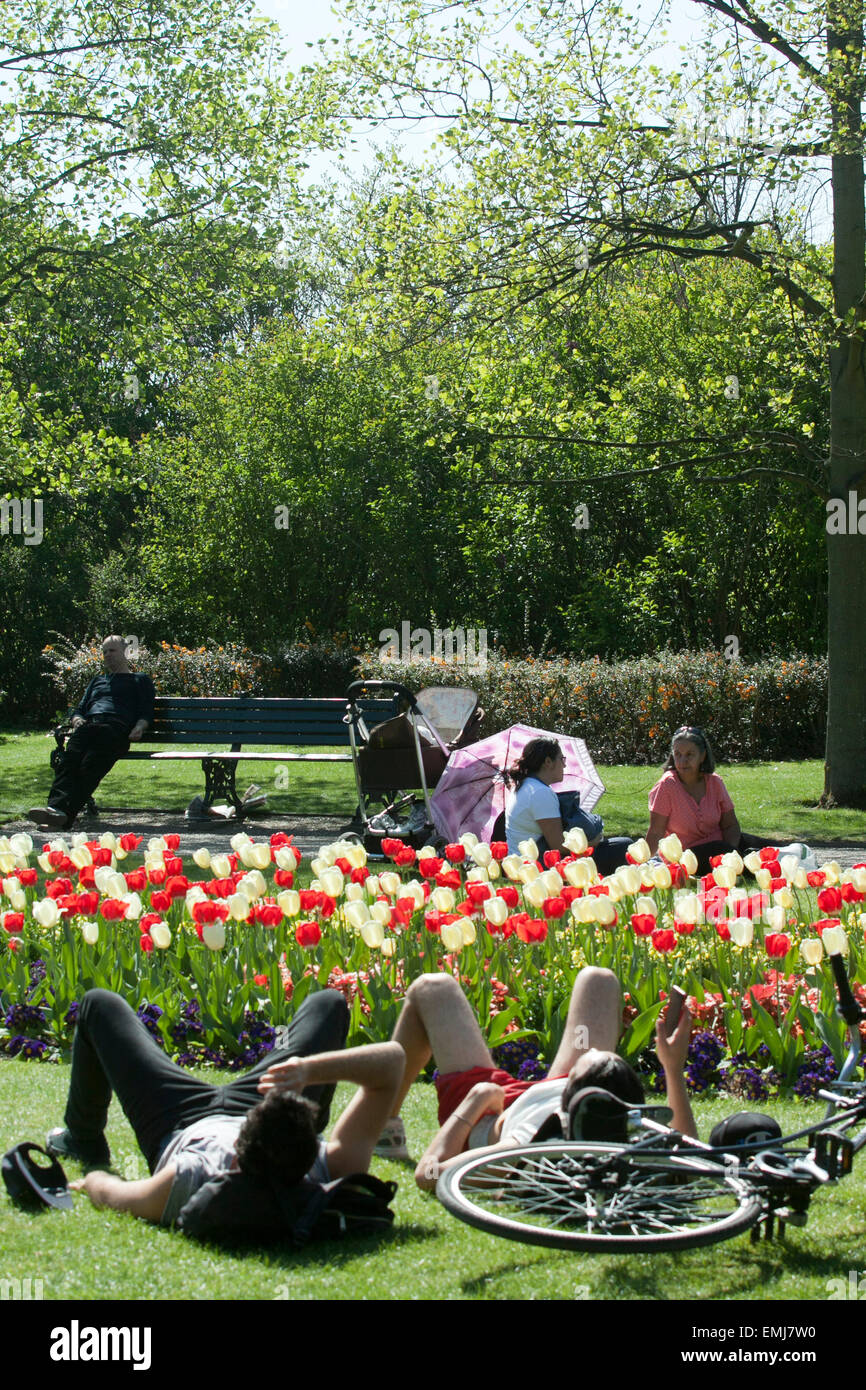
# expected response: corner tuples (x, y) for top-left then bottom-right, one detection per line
(630, 913), (656, 936)
(765, 933), (791, 958)
(295, 921), (322, 948)
(651, 928), (676, 952)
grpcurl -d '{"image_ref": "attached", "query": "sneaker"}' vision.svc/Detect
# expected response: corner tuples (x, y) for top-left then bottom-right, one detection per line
(28, 806), (71, 829)
(46, 1127), (111, 1168)
(373, 1118), (411, 1162)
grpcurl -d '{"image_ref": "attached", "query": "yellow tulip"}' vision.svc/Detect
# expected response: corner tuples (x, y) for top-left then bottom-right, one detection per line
(277, 889), (300, 918)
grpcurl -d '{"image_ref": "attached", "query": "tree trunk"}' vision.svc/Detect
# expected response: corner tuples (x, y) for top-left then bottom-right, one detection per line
(823, 0), (866, 804)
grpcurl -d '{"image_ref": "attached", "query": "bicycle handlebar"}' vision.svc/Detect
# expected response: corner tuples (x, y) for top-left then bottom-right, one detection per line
(830, 952), (866, 1026)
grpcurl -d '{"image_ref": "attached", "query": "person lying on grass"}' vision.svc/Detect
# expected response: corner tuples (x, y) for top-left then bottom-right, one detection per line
(50, 988), (404, 1225)
(374, 967), (696, 1190)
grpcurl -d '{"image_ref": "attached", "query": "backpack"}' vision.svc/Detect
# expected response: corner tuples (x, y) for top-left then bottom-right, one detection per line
(176, 1168), (398, 1247)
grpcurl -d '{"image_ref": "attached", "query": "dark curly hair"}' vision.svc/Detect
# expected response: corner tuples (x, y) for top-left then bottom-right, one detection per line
(561, 1051), (645, 1113)
(662, 725), (716, 775)
(235, 1090), (320, 1187)
(503, 737), (561, 789)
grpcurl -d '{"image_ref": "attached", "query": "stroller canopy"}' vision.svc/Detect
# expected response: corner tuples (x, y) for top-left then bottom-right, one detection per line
(430, 724), (605, 844)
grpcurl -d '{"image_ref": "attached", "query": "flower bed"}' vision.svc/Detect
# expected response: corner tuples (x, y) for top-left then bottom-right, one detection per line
(0, 828), (863, 1096)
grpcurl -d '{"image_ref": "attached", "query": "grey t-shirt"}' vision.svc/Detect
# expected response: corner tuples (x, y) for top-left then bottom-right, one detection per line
(156, 1114), (330, 1226)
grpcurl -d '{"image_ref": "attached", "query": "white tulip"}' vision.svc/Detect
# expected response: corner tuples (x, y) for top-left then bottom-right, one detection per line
(32, 898), (61, 928)
(518, 839), (539, 863)
(524, 880), (548, 909)
(274, 848), (297, 872)
(773, 886), (794, 909)
(712, 865), (736, 889)
(779, 855), (799, 883)
(122, 893), (143, 920)
(501, 855), (523, 881)
(185, 887), (208, 908)
(344, 901), (371, 931)
(193, 847), (211, 870)
(0, 854), (17, 875)
(209, 854), (231, 879)
(432, 886), (456, 912)
(572, 897), (597, 923)
(441, 921), (464, 952)
(371, 901), (392, 926)
(381, 938), (397, 957)
(658, 833), (683, 864)
(562, 827), (588, 854)
(563, 859), (593, 889)
(540, 867), (565, 895)
(459, 832), (479, 851)
(627, 839), (651, 865)
(594, 897), (617, 926)
(849, 867), (866, 893)
(822, 925), (849, 957)
(461, 918), (477, 945)
(150, 922), (171, 949)
(673, 891), (701, 924)
(147, 836), (167, 853)
(518, 861), (540, 884)
(728, 917), (754, 947)
(800, 938), (823, 966)
(230, 832), (253, 852)
(276, 890), (300, 918)
(361, 920), (385, 949)
(378, 871), (400, 897)
(9, 833), (33, 856)
(202, 921), (226, 950)
(37, 853), (53, 873)
(320, 868), (344, 899)
(755, 868), (772, 891)
(822, 861), (842, 885)
(315, 845), (337, 867)
(365, 874), (381, 898)
(228, 893), (252, 920)
(763, 905), (787, 931)
(100, 832), (118, 851)
(615, 865), (642, 895)
(466, 865), (490, 883)
(470, 843), (492, 867)
(651, 863), (673, 890)
(743, 851), (764, 876)
(80, 920), (99, 946)
(69, 845), (93, 869)
(8, 889), (25, 911)
(344, 882), (365, 902)
(483, 897), (509, 927)
(721, 850), (744, 877)
(487, 861), (501, 880)
(635, 895), (657, 916)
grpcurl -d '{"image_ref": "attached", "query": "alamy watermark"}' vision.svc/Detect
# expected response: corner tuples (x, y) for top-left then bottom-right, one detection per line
(826, 491), (866, 535)
(826, 1269), (866, 1299)
(0, 497), (43, 545)
(379, 622), (487, 672)
(0, 1275), (44, 1299)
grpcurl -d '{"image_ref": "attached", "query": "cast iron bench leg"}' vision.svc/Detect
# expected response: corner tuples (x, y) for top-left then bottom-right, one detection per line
(201, 757), (246, 820)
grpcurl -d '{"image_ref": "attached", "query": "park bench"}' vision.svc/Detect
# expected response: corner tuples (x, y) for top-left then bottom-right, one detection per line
(52, 694), (399, 821)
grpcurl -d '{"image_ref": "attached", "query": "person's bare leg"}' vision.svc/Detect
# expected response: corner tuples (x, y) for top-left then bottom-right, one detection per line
(389, 974), (493, 1117)
(547, 967), (621, 1077)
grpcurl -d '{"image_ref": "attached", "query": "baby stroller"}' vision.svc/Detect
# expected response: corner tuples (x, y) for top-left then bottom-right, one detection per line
(345, 680), (483, 852)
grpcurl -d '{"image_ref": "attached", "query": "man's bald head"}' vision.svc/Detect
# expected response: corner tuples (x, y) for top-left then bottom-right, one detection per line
(102, 636), (131, 672)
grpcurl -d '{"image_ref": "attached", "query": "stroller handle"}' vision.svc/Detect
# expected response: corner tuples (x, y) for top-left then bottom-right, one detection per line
(345, 679), (419, 710)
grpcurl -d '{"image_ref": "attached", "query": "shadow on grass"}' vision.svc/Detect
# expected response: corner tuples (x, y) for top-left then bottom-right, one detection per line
(186, 1220), (441, 1272)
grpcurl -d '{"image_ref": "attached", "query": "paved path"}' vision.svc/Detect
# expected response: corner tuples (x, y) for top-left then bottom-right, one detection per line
(2, 810), (864, 867)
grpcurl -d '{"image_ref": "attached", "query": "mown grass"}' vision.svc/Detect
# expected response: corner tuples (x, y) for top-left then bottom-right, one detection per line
(1, 1063), (864, 1302)
(1, 727), (863, 843)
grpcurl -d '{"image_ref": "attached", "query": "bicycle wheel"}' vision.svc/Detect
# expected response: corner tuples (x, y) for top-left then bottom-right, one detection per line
(437, 1142), (763, 1252)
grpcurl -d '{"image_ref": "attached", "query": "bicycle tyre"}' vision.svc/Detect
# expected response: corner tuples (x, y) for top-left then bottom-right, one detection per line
(436, 1142), (763, 1252)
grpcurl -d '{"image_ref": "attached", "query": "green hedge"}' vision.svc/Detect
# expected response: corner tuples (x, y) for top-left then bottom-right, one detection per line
(361, 649), (826, 762)
(42, 639), (825, 761)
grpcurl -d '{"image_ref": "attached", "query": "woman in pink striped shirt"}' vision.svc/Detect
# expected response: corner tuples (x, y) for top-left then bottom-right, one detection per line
(646, 726), (774, 876)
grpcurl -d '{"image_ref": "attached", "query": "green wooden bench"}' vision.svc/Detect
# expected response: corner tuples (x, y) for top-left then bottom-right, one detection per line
(52, 694), (399, 820)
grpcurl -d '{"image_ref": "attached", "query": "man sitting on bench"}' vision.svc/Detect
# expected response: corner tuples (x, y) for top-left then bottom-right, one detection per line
(375, 968), (696, 1188)
(30, 634), (155, 831)
(50, 988), (404, 1227)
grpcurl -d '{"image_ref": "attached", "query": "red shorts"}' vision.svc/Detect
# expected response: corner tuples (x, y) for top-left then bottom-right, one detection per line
(434, 1066), (541, 1126)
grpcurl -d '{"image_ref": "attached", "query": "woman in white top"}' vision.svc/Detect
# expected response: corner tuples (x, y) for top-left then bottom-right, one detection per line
(503, 737), (629, 874)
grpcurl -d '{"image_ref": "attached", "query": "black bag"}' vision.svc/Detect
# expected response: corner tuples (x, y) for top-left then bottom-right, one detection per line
(177, 1169), (398, 1246)
(2, 1142), (73, 1210)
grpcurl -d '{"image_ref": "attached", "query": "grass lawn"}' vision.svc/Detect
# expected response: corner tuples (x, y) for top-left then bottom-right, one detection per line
(2, 1063), (864, 1303)
(1, 726), (863, 843)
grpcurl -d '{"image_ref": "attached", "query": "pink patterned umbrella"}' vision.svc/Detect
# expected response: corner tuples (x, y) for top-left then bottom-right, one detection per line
(430, 724), (605, 843)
